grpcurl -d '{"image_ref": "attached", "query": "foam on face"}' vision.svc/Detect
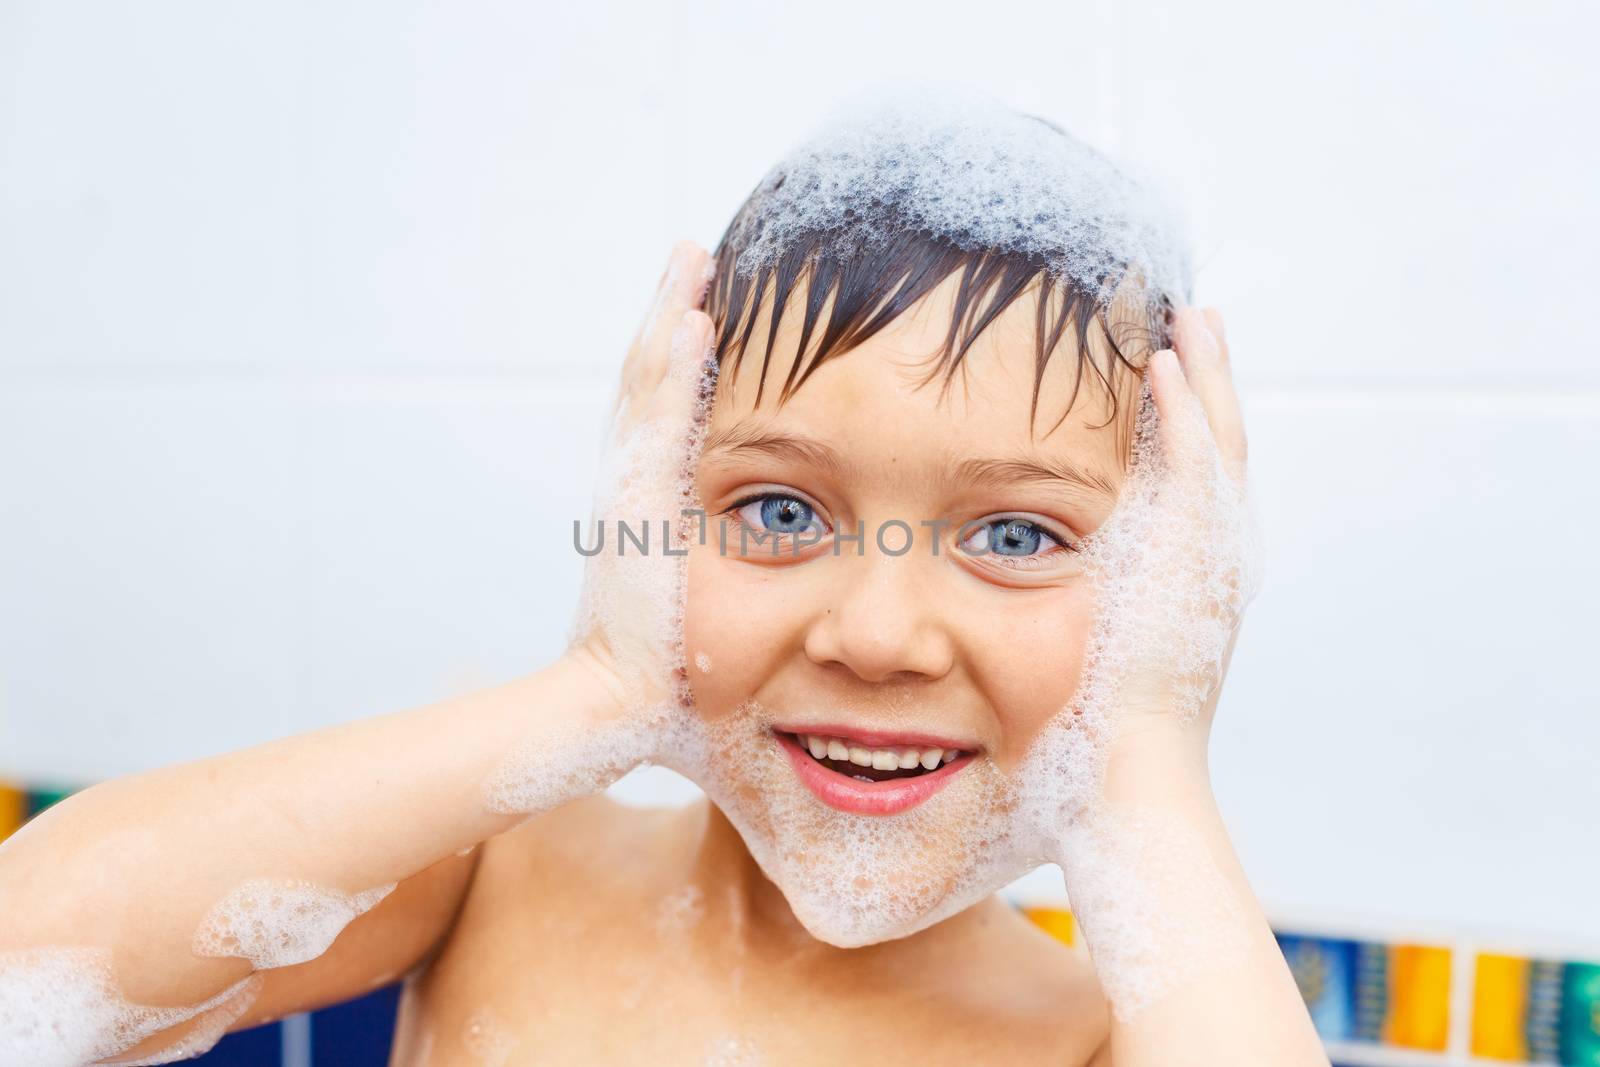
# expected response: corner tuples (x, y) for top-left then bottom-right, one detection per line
(0, 948), (258, 1066)
(728, 84), (1191, 309)
(646, 381), (1255, 1027)
(192, 878), (396, 969)
(654, 708), (1042, 948)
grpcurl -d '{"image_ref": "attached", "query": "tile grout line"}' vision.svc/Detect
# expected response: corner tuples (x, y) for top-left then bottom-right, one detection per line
(280, 1012), (312, 1067)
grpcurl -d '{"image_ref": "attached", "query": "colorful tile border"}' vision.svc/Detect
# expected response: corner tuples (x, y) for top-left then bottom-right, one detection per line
(1472, 953), (1600, 1063)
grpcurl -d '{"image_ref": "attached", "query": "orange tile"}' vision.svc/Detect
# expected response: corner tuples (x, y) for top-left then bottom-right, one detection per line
(1022, 906), (1075, 947)
(0, 783), (24, 842)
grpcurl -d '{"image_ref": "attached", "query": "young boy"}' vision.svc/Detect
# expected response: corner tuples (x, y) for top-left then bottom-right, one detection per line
(0, 89), (1326, 1065)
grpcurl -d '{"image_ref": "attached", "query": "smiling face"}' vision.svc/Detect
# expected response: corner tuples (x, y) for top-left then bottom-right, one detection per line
(673, 272), (1149, 945)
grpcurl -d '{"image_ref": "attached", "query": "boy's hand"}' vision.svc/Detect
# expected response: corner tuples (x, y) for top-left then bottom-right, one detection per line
(483, 242), (716, 817)
(570, 241), (717, 717)
(1094, 307), (1255, 760)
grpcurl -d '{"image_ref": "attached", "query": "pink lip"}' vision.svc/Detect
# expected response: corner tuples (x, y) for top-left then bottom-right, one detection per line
(775, 731), (975, 816)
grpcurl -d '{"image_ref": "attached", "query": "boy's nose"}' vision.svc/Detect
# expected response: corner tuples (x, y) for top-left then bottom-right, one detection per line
(802, 553), (955, 684)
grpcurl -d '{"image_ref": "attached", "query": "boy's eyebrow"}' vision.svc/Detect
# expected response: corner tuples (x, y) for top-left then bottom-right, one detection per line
(702, 425), (1117, 499)
(701, 426), (849, 478)
(951, 456), (1119, 500)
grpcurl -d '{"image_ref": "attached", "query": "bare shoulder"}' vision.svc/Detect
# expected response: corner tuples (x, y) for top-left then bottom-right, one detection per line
(943, 901), (1110, 1064)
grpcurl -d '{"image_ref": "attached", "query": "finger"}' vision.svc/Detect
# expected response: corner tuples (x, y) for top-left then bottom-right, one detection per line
(1144, 347), (1194, 434)
(636, 241), (714, 384)
(1202, 307), (1228, 360)
(648, 309), (716, 426)
(1170, 308), (1247, 481)
(618, 242), (715, 420)
(648, 310), (716, 527)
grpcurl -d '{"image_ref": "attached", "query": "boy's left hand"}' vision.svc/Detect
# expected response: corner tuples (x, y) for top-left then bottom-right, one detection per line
(1108, 306), (1255, 748)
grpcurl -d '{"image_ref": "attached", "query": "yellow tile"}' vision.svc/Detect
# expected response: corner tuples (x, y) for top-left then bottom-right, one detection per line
(1471, 953), (1531, 1060)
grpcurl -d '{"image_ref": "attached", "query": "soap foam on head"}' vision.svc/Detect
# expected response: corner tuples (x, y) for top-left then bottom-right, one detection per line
(728, 84), (1192, 310)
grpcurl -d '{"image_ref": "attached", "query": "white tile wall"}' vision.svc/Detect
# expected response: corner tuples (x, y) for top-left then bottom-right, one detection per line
(3, 2), (1596, 942)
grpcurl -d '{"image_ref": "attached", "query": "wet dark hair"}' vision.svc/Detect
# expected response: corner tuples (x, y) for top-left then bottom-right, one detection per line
(706, 191), (1174, 436)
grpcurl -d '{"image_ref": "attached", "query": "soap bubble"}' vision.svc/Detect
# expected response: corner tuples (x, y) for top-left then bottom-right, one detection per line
(0, 948), (257, 1066)
(193, 878), (397, 969)
(727, 84), (1191, 311)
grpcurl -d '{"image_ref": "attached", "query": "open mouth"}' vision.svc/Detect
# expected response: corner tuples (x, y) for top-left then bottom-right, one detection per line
(773, 728), (977, 816)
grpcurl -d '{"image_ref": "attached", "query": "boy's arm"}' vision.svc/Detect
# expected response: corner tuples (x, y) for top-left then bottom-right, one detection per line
(1078, 723), (1328, 1065)
(1067, 311), (1326, 1065)
(0, 651), (619, 1062)
(0, 241), (715, 1064)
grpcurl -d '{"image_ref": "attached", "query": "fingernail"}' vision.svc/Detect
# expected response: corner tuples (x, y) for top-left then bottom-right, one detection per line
(1152, 348), (1180, 377)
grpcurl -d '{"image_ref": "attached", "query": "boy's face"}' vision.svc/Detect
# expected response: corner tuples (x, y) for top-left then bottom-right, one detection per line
(678, 273), (1142, 945)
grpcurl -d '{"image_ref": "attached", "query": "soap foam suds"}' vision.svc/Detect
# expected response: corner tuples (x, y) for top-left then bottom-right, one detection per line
(192, 879), (396, 969)
(704, 1033), (763, 1067)
(0, 948), (257, 1066)
(694, 651), (713, 674)
(728, 84), (1191, 310)
(102, 974), (263, 1065)
(1052, 808), (1248, 1021)
(655, 885), (706, 937)
(461, 1006), (516, 1067)
(654, 708), (1040, 948)
(568, 311), (717, 709)
(483, 708), (671, 816)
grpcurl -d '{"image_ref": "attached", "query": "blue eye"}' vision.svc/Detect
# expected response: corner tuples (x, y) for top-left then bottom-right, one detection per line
(735, 493), (818, 535)
(963, 518), (1060, 557)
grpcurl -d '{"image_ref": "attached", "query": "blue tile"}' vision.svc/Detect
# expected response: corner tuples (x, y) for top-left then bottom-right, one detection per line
(310, 983), (402, 1066)
(189, 1020), (281, 1066)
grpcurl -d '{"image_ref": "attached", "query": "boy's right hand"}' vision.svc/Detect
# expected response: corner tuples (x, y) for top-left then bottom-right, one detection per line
(569, 241), (717, 717)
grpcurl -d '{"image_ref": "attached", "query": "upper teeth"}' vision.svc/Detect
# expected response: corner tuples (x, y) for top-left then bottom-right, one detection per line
(801, 734), (959, 771)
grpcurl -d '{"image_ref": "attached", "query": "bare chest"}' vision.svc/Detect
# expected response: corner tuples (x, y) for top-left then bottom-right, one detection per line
(388, 896), (1092, 1067)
